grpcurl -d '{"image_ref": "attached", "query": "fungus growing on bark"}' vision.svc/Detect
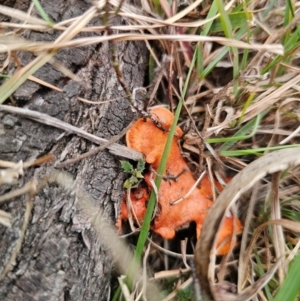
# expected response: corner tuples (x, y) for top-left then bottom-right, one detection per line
(118, 107), (242, 255)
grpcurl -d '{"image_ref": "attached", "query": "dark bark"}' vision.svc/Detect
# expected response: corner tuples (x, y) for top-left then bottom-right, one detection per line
(0, 1), (148, 300)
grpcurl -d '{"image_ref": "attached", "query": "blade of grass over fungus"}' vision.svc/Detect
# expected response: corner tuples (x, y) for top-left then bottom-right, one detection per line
(124, 46), (198, 291)
(31, 0), (54, 26)
(274, 252), (300, 301)
(122, 98), (183, 294)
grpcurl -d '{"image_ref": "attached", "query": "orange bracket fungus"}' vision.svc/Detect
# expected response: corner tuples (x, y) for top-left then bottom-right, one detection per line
(117, 107), (242, 255)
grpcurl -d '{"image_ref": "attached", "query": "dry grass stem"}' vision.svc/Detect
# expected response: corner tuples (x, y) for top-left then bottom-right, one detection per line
(0, 34), (284, 55)
(196, 148), (300, 299)
(0, 105), (142, 161)
(0, 194), (34, 280)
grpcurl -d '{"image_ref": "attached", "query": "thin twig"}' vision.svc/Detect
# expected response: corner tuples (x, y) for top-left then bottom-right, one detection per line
(0, 105), (142, 161)
(0, 179), (37, 204)
(0, 191), (34, 280)
(55, 118), (137, 168)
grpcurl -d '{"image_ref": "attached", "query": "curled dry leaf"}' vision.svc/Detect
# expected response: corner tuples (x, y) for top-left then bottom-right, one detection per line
(117, 107), (242, 255)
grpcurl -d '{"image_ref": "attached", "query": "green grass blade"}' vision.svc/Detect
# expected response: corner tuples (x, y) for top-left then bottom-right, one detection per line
(237, 92), (256, 125)
(200, 46), (229, 80)
(209, 12), (249, 34)
(200, 24), (247, 80)
(0, 74), (10, 79)
(201, 1), (218, 36)
(111, 286), (121, 301)
(282, 208), (300, 222)
(241, 45), (249, 70)
(205, 111), (263, 148)
(31, 0), (54, 26)
(196, 43), (203, 76)
(254, 249), (274, 301)
(284, 0), (295, 27)
(152, 0), (163, 16)
(263, 0), (279, 18)
(262, 25), (300, 74)
(214, 0), (239, 90)
(274, 252), (300, 301)
(220, 144), (300, 157)
(215, 0), (233, 39)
